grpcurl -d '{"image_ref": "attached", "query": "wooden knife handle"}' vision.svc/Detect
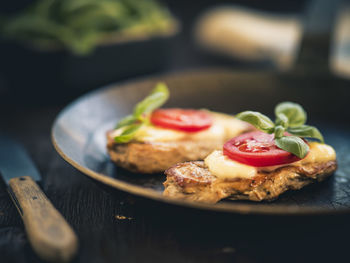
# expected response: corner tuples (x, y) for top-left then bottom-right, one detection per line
(8, 176), (78, 262)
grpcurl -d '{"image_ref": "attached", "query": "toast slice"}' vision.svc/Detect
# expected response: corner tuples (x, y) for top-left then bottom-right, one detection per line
(163, 160), (337, 203)
(107, 112), (252, 173)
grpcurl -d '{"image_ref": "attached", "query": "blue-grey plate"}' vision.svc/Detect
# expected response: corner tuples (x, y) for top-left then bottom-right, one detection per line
(51, 69), (350, 215)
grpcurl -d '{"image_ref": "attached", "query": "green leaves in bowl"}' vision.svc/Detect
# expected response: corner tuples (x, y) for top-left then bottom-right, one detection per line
(114, 82), (169, 143)
(236, 102), (324, 158)
(0, 0), (176, 55)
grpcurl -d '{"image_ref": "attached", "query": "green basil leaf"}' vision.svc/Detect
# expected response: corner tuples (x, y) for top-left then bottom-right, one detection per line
(274, 125), (285, 138)
(114, 123), (143, 143)
(114, 82), (169, 142)
(133, 82), (169, 119)
(275, 113), (289, 128)
(236, 111), (275, 133)
(287, 125), (324, 143)
(116, 114), (137, 129)
(275, 102), (307, 127)
(275, 136), (309, 158)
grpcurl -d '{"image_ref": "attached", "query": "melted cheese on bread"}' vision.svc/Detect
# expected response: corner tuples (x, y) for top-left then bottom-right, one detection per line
(204, 150), (257, 179)
(204, 142), (336, 180)
(110, 112), (249, 143)
(297, 142), (336, 164)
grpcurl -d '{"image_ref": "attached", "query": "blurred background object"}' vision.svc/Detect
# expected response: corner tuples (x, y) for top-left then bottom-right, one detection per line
(0, 0), (176, 55)
(330, 2), (350, 78)
(0, 0), (179, 105)
(293, 0), (340, 74)
(194, 6), (302, 71)
(0, 0), (349, 107)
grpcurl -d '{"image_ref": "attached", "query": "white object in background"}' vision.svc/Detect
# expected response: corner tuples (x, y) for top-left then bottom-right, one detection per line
(194, 6), (302, 70)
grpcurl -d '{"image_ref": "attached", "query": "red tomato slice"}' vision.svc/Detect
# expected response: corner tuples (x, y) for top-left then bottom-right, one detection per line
(223, 131), (302, 167)
(150, 108), (213, 132)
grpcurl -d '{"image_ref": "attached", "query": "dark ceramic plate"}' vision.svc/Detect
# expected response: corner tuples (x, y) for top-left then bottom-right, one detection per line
(52, 69), (350, 215)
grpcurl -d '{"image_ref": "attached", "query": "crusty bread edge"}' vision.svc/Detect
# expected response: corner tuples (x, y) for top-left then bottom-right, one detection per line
(163, 160), (337, 203)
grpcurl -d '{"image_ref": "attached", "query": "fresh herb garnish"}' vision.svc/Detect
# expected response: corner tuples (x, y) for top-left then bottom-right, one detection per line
(114, 82), (169, 143)
(236, 102), (324, 158)
(114, 123), (143, 143)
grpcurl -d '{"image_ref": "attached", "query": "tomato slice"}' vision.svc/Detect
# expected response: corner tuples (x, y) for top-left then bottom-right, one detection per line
(150, 108), (213, 132)
(223, 131), (302, 167)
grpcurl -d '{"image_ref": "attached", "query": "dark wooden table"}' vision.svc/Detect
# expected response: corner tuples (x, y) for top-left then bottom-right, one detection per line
(1, 104), (350, 263)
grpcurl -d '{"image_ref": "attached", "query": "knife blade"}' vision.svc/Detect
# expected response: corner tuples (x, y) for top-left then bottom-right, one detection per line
(0, 135), (41, 184)
(0, 134), (78, 262)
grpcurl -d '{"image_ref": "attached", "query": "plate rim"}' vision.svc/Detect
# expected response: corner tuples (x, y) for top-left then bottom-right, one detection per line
(51, 69), (349, 216)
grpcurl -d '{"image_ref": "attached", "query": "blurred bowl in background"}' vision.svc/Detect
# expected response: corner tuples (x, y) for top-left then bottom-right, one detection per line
(0, 24), (180, 105)
(0, 0), (180, 105)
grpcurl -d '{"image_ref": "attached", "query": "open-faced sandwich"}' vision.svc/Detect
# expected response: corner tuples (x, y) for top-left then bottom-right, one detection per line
(164, 102), (337, 203)
(107, 83), (252, 173)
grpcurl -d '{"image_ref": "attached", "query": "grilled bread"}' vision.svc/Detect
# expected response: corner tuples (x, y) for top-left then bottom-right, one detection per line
(107, 112), (252, 173)
(163, 143), (337, 203)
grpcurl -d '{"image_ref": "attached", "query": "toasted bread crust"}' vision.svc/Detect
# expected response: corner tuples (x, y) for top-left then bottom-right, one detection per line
(106, 113), (252, 173)
(107, 136), (229, 173)
(163, 160), (337, 203)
